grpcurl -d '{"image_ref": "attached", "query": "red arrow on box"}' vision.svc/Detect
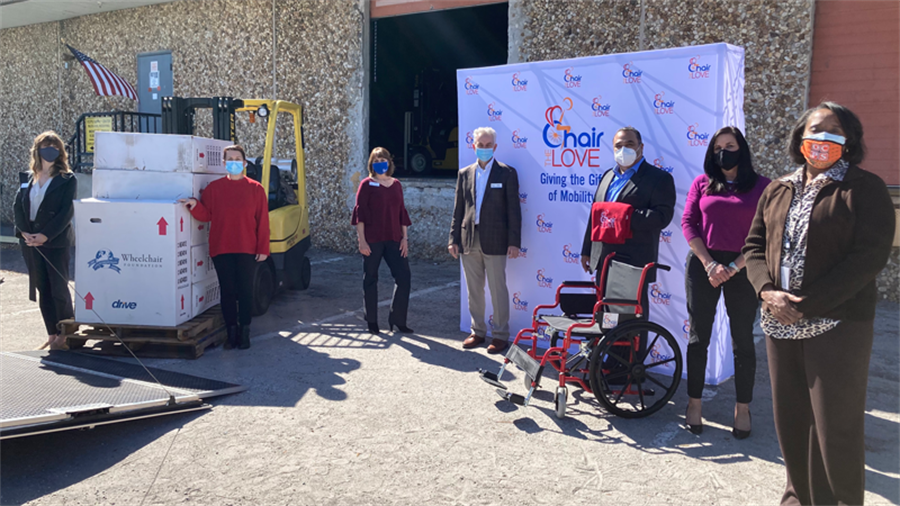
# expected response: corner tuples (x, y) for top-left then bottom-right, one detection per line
(157, 217), (168, 235)
(85, 292), (94, 310)
(180, 217), (184, 232)
(181, 295), (184, 310)
(197, 261), (203, 267)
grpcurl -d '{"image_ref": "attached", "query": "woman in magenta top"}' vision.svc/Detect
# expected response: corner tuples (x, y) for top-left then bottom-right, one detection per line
(181, 145), (269, 350)
(681, 126), (770, 438)
(352, 147), (413, 335)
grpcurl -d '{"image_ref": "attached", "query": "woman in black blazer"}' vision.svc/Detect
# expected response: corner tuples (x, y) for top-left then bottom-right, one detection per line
(14, 131), (77, 350)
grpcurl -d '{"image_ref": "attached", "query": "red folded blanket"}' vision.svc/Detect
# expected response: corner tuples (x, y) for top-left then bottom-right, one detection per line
(591, 202), (634, 244)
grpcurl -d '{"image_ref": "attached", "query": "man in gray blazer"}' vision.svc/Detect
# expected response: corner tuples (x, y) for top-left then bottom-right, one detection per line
(449, 127), (522, 354)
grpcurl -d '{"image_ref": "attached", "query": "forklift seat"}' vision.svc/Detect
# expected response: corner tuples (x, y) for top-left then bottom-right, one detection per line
(246, 158), (296, 211)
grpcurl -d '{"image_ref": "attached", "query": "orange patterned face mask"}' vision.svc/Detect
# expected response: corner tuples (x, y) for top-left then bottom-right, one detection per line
(800, 132), (845, 169)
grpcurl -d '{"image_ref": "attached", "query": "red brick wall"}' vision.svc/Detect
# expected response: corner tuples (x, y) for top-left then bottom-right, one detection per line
(808, 0), (899, 185)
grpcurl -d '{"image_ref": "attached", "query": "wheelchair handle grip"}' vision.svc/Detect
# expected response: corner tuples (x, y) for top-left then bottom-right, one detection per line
(656, 263), (671, 272)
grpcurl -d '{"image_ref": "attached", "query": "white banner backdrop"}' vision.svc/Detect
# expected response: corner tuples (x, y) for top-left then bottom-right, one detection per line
(456, 43), (745, 385)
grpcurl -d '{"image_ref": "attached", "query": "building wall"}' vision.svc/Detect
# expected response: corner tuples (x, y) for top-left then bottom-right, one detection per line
(0, 0), (366, 255)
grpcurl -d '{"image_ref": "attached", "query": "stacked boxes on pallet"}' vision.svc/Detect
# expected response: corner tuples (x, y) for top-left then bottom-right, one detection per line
(74, 132), (229, 327)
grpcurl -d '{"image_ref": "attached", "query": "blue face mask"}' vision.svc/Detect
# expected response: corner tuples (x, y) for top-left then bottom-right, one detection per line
(475, 147), (494, 162)
(372, 161), (389, 175)
(225, 160), (244, 175)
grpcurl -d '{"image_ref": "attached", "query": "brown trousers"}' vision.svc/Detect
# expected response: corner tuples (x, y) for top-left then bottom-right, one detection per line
(766, 319), (874, 506)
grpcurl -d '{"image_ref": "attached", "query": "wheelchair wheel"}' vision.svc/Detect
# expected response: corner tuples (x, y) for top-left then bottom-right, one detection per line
(588, 321), (682, 419)
(555, 387), (567, 419)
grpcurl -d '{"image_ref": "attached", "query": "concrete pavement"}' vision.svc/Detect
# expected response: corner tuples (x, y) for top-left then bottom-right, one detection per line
(1, 245), (897, 505)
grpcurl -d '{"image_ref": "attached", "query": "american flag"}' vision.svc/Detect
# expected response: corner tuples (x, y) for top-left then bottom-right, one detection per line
(66, 44), (138, 101)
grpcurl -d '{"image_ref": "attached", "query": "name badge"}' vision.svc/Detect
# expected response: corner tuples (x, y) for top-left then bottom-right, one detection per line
(490, 183), (503, 189)
(369, 181), (380, 187)
(780, 265), (791, 291)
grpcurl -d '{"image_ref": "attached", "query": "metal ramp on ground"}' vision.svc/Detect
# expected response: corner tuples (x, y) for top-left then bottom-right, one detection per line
(1, 351), (244, 440)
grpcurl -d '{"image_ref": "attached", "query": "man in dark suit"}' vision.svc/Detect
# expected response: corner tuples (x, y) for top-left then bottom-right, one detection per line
(581, 127), (676, 342)
(449, 127), (522, 354)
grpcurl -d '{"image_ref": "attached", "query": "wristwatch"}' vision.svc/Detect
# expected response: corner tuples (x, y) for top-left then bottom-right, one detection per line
(728, 261), (740, 271)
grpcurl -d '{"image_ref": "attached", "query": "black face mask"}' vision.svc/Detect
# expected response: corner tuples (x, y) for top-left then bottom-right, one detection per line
(39, 146), (60, 163)
(714, 148), (740, 171)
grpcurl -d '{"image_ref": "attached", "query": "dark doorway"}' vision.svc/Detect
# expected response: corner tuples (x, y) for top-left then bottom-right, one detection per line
(369, 3), (508, 178)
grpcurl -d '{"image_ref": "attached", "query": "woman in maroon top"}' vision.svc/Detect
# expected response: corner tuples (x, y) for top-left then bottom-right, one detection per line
(352, 147), (412, 335)
(681, 126), (770, 437)
(180, 145), (270, 350)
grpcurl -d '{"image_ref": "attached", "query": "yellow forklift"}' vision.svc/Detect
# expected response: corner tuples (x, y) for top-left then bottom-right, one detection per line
(161, 96), (311, 316)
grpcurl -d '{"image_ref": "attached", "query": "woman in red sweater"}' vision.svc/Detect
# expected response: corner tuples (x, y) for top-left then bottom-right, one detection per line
(180, 145), (270, 350)
(351, 147), (412, 335)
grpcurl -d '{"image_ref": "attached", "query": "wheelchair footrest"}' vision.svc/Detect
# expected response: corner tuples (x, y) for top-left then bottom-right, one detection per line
(496, 389), (526, 406)
(478, 369), (506, 390)
(505, 345), (541, 382)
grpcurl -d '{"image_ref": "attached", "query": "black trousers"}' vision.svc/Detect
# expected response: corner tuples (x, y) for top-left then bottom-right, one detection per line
(363, 241), (411, 327)
(685, 251), (758, 403)
(767, 320), (873, 506)
(212, 253), (255, 327)
(23, 246), (74, 336)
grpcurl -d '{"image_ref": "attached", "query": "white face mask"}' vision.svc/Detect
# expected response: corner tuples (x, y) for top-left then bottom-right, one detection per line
(614, 147), (637, 168)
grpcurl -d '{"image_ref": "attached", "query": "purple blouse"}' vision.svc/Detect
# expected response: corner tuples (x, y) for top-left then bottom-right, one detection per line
(681, 174), (771, 252)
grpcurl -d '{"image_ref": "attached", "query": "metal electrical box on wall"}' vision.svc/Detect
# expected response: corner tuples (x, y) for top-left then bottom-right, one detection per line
(137, 51), (173, 131)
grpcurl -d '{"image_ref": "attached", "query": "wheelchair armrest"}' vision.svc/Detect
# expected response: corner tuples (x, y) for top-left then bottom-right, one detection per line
(601, 298), (640, 306)
(656, 264), (671, 272)
(560, 281), (596, 287)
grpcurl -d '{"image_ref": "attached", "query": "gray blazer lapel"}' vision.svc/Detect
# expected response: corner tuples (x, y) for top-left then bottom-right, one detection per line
(596, 169), (615, 203)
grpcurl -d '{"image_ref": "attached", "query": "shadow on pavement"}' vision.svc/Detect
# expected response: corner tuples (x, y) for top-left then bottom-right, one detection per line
(0, 410), (205, 506)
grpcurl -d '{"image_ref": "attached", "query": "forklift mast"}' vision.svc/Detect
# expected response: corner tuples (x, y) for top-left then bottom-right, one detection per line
(161, 96), (243, 142)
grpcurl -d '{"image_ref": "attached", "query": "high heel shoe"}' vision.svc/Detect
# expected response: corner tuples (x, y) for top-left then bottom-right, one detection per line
(684, 406), (703, 435)
(733, 412), (751, 440)
(367, 322), (380, 335)
(390, 323), (414, 334)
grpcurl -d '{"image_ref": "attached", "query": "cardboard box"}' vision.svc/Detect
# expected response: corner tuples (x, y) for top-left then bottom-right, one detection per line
(74, 199), (193, 327)
(94, 132), (232, 173)
(190, 243), (216, 284)
(191, 277), (221, 317)
(191, 219), (210, 246)
(92, 169), (222, 201)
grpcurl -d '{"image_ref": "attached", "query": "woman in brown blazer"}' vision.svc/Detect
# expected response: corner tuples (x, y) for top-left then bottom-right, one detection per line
(743, 102), (895, 506)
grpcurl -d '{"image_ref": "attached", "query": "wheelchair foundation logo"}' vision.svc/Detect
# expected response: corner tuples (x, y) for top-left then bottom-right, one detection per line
(518, 246), (528, 258)
(688, 56), (712, 79)
(536, 214), (553, 233)
(465, 131), (474, 150)
(562, 244), (580, 264)
(650, 283), (672, 305)
(536, 269), (554, 288)
(660, 229), (673, 243)
(464, 77), (480, 95)
(622, 62), (643, 84)
(519, 192), (527, 204)
(591, 95), (611, 117)
(683, 319), (691, 341)
(487, 103), (503, 122)
(511, 72), (528, 92)
(652, 92), (675, 115)
(653, 156), (675, 173)
(687, 124), (710, 147)
(542, 97), (606, 153)
(563, 67), (582, 88)
(513, 292), (529, 311)
(88, 250), (121, 273)
(511, 130), (528, 149)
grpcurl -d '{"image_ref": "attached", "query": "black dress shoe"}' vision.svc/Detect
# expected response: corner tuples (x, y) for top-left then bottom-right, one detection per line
(238, 326), (251, 350)
(367, 322), (380, 335)
(225, 325), (238, 350)
(684, 406), (703, 435)
(733, 412), (751, 440)
(390, 324), (414, 333)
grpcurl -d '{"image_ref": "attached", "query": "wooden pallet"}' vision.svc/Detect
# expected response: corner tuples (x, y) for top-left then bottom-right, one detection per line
(58, 308), (226, 360)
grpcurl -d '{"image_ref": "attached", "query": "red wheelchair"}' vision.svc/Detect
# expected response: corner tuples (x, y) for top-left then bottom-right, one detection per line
(479, 253), (683, 419)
